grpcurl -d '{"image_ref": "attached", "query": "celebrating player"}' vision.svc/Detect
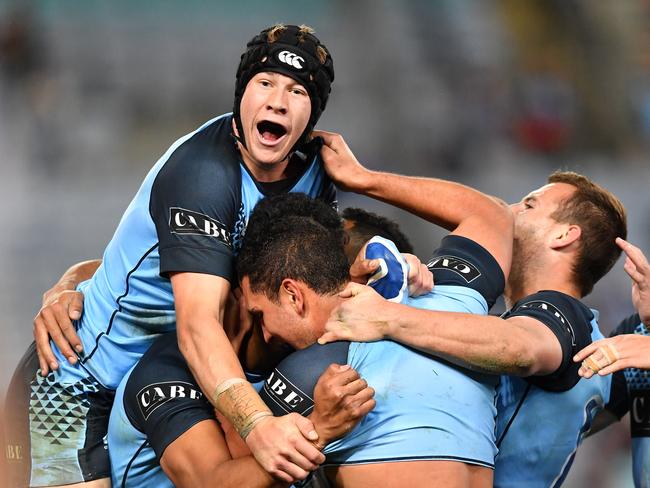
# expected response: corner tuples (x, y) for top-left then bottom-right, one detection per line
(236, 165), (513, 488)
(315, 131), (627, 487)
(5, 23), (336, 487)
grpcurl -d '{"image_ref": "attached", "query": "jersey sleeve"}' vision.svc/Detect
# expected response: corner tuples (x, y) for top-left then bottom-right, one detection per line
(505, 290), (594, 392)
(149, 124), (242, 281)
(123, 337), (215, 460)
(259, 341), (351, 416)
(427, 235), (505, 309)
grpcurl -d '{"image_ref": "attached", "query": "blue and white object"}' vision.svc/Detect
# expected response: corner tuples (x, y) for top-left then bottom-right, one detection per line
(364, 236), (409, 303)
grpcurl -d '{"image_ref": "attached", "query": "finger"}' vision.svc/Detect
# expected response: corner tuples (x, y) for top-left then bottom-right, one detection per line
(293, 437), (326, 466)
(293, 413), (319, 443)
(340, 377), (369, 396)
(573, 340), (604, 362)
(33, 315), (58, 373)
(578, 365), (594, 378)
(617, 238), (650, 270)
(35, 343), (49, 376)
(356, 397), (376, 417)
(68, 293), (84, 321)
(271, 470), (293, 484)
(327, 367), (362, 388)
(624, 258), (646, 286)
(52, 304), (82, 358)
(318, 330), (343, 345)
(598, 359), (632, 376)
(312, 129), (337, 147)
(42, 307), (77, 363)
(350, 259), (380, 280)
(346, 386), (376, 407)
(338, 282), (366, 299)
(274, 457), (311, 482)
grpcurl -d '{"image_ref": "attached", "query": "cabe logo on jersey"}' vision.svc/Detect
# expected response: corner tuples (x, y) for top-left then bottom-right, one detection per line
(169, 207), (231, 246)
(518, 300), (576, 346)
(137, 381), (204, 420)
(264, 370), (313, 415)
(427, 255), (481, 283)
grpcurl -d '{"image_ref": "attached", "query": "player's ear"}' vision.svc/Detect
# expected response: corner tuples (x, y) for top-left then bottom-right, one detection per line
(281, 279), (305, 315)
(550, 224), (581, 250)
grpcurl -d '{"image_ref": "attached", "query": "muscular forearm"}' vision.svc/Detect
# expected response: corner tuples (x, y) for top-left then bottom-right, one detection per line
(168, 454), (287, 488)
(380, 303), (544, 376)
(350, 170), (509, 232)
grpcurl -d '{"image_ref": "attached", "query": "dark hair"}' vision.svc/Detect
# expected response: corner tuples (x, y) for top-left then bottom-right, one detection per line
(548, 171), (627, 296)
(237, 195), (349, 300)
(341, 207), (414, 262)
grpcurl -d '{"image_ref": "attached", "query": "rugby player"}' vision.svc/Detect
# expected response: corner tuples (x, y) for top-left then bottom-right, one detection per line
(5, 24), (338, 487)
(315, 131), (627, 487)
(237, 169), (513, 487)
(574, 239), (650, 488)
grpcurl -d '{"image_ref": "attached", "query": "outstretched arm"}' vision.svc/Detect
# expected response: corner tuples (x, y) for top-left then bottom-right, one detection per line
(320, 283), (562, 376)
(316, 130), (512, 276)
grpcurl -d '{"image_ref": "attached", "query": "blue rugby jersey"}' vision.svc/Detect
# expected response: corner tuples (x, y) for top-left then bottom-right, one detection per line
(494, 292), (610, 488)
(261, 235), (505, 468)
(52, 113), (335, 390)
(605, 314), (650, 488)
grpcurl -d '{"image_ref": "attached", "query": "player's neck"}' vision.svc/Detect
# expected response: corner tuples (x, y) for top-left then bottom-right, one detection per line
(504, 263), (580, 308)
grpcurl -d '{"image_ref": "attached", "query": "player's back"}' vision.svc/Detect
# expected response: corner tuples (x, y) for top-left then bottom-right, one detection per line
(494, 313), (611, 488)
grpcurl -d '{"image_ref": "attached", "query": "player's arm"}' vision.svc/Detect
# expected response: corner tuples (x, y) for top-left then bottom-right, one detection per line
(33, 258), (101, 375)
(322, 284), (561, 376)
(160, 420), (286, 488)
(171, 273), (324, 483)
(316, 130), (513, 275)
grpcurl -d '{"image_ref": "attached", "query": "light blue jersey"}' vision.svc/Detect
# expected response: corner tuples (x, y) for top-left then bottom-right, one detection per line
(262, 235), (506, 469)
(52, 113), (334, 390)
(495, 299), (611, 488)
(26, 113), (335, 486)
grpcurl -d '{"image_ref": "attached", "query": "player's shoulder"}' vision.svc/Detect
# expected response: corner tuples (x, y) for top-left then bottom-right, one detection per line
(427, 234), (505, 309)
(155, 113), (241, 186)
(504, 290), (594, 350)
(610, 313), (642, 337)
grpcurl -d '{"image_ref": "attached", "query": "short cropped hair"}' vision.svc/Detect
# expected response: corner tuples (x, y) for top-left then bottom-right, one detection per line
(548, 171), (627, 296)
(341, 207), (414, 262)
(237, 194), (349, 300)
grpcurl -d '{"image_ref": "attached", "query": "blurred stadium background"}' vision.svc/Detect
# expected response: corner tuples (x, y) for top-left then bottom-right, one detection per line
(1, 1), (649, 486)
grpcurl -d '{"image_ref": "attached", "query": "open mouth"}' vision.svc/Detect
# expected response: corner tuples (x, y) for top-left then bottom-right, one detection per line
(257, 120), (288, 143)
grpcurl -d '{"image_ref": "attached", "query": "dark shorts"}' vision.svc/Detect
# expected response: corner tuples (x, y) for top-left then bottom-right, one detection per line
(3, 343), (114, 486)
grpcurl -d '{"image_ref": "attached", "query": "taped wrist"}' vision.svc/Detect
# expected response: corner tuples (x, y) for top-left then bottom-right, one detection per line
(213, 378), (273, 439)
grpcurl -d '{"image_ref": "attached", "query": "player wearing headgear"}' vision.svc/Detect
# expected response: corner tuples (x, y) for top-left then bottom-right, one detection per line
(5, 23), (337, 487)
(315, 131), (627, 487)
(238, 173), (512, 487)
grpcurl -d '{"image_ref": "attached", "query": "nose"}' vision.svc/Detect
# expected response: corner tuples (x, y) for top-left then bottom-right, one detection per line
(509, 202), (521, 214)
(266, 86), (288, 114)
